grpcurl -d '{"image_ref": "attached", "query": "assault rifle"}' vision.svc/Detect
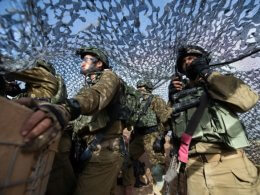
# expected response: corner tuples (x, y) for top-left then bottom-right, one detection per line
(171, 91), (201, 115)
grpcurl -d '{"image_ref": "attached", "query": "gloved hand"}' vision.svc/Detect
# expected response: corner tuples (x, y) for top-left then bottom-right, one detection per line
(168, 75), (184, 103)
(16, 98), (67, 151)
(186, 56), (211, 80)
(169, 75), (184, 93)
(178, 132), (192, 163)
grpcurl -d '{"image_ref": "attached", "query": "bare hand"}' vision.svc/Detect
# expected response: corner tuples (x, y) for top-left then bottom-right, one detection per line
(15, 98), (57, 144)
(171, 76), (184, 91)
(21, 110), (53, 143)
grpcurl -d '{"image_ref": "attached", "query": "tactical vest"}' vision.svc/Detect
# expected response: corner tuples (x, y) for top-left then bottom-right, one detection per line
(135, 94), (158, 128)
(73, 110), (110, 133)
(172, 87), (249, 149)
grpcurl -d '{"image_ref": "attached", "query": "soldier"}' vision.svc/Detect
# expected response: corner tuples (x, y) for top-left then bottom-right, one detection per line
(6, 60), (59, 99)
(168, 45), (260, 194)
(6, 59), (73, 195)
(16, 47), (126, 195)
(122, 80), (173, 195)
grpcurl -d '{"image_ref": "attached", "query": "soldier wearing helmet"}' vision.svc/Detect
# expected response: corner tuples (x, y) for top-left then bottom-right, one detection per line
(168, 45), (259, 195)
(6, 59), (60, 99)
(136, 80), (153, 93)
(168, 45), (211, 104)
(122, 79), (173, 194)
(76, 47), (110, 75)
(15, 46), (127, 195)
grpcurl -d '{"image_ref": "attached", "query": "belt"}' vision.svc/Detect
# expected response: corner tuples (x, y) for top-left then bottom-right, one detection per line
(189, 149), (244, 163)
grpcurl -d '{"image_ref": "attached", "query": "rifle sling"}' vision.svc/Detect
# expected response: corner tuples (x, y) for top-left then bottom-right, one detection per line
(137, 94), (154, 122)
(185, 93), (208, 136)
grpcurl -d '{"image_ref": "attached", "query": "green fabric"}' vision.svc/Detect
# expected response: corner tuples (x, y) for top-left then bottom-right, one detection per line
(172, 87), (249, 149)
(73, 110), (110, 133)
(115, 80), (158, 128)
(50, 74), (67, 104)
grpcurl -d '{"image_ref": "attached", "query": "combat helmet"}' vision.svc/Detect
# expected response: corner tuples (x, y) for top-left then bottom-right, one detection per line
(36, 59), (56, 75)
(136, 80), (153, 91)
(76, 47), (109, 68)
(176, 45), (210, 73)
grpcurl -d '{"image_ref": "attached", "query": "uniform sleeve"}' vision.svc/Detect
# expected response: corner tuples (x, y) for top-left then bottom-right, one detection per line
(151, 96), (173, 123)
(207, 72), (259, 112)
(75, 70), (120, 115)
(7, 66), (58, 97)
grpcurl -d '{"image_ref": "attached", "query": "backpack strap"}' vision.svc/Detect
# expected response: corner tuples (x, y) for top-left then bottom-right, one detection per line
(136, 94), (154, 123)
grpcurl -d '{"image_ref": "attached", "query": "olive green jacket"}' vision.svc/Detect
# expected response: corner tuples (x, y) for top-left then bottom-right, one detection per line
(171, 72), (259, 150)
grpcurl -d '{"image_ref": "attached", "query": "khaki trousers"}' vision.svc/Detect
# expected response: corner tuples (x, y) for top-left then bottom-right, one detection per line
(186, 151), (260, 195)
(74, 147), (123, 195)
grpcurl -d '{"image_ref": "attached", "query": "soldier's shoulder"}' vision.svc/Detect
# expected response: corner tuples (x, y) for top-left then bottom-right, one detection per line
(94, 69), (120, 89)
(102, 69), (120, 79)
(152, 94), (163, 100)
(152, 94), (166, 103)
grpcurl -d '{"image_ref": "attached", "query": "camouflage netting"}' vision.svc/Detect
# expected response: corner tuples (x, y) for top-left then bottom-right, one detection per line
(0, 0), (259, 163)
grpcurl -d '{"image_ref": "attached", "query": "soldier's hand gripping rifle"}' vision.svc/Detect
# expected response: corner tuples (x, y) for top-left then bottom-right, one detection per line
(169, 66), (202, 114)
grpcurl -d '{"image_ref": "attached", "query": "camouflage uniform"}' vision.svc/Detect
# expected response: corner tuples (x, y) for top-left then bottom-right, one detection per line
(7, 60), (58, 98)
(123, 81), (173, 187)
(67, 69), (124, 195)
(7, 60), (75, 195)
(24, 48), (125, 195)
(169, 45), (260, 195)
(130, 93), (172, 164)
(39, 48), (124, 195)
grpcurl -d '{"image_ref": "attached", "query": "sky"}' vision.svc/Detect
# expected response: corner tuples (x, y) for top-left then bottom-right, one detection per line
(0, 0), (259, 73)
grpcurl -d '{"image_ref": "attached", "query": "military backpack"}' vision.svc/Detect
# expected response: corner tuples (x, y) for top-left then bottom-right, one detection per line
(113, 80), (158, 128)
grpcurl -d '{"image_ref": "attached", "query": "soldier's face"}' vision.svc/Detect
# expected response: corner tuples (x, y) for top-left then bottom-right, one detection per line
(81, 54), (97, 72)
(137, 86), (147, 93)
(181, 55), (198, 72)
(80, 54), (103, 75)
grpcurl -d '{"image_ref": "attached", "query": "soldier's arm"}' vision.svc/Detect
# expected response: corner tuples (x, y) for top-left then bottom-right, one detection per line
(7, 66), (58, 97)
(152, 96), (173, 123)
(206, 71), (259, 112)
(74, 70), (120, 115)
(8, 66), (57, 85)
(17, 70), (120, 143)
